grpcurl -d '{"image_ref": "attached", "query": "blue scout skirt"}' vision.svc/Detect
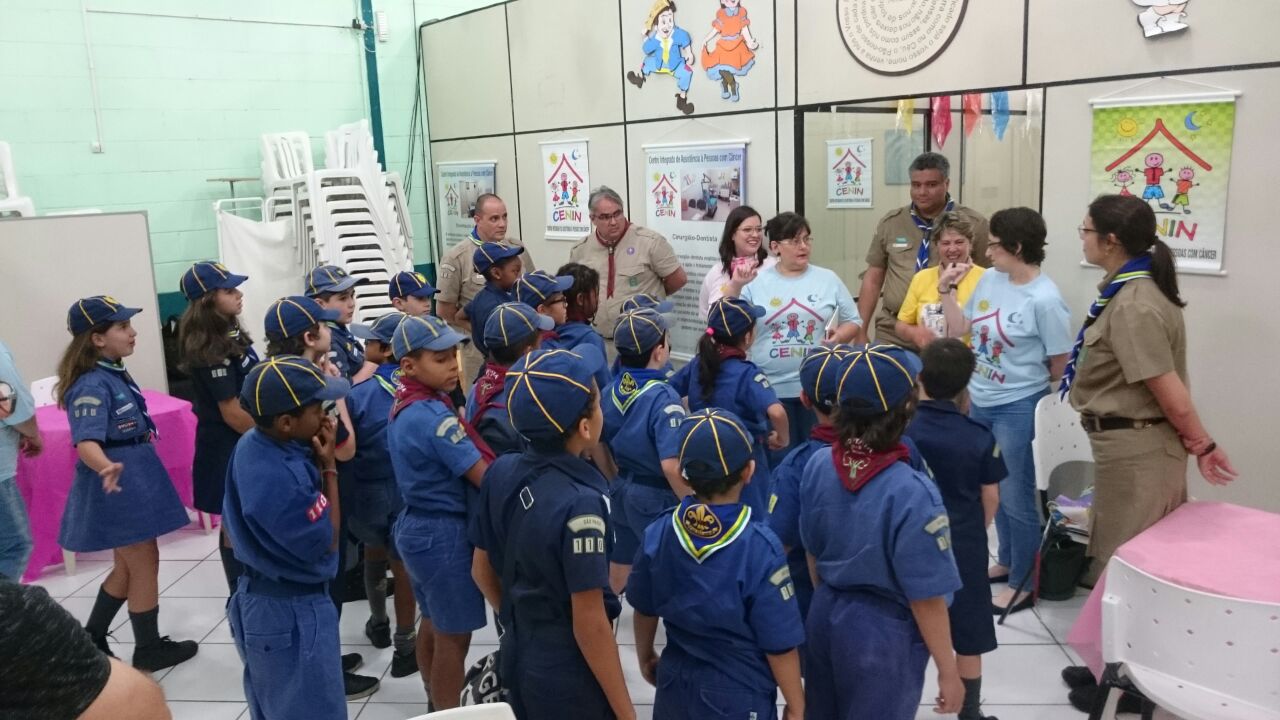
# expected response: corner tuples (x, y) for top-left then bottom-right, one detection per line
(192, 422), (239, 514)
(950, 524), (998, 656)
(59, 443), (190, 553)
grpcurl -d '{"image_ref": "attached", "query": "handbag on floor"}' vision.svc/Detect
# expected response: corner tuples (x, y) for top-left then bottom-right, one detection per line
(1038, 526), (1090, 600)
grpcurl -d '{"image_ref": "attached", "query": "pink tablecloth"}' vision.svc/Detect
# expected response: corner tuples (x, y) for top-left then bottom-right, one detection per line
(1066, 500), (1280, 676)
(15, 390), (197, 581)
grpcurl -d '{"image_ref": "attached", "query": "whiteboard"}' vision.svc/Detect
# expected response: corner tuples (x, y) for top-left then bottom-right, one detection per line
(0, 212), (169, 394)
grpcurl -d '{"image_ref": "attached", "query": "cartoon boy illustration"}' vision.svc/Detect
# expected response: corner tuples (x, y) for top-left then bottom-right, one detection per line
(784, 312), (801, 341)
(700, 0), (759, 103)
(627, 0), (696, 115)
(1142, 153), (1174, 211)
(803, 319), (816, 343)
(1170, 167), (1198, 214)
(1111, 168), (1136, 197)
(990, 340), (1004, 367)
(1133, 0), (1190, 38)
(976, 324), (990, 356)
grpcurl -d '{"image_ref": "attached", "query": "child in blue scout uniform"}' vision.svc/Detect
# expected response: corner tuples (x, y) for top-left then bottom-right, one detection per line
(516, 269), (615, 393)
(671, 296), (787, 520)
(799, 344), (965, 719)
(388, 270), (438, 317)
(629, 408), (806, 720)
(906, 338), (1005, 720)
(56, 296), (197, 671)
(465, 242), (524, 360)
(387, 314), (495, 710)
(552, 262), (609, 359)
(176, 261), (259, 593)
(603, 308), (689, 586)
(468, 346), (636, 720)
(609, 294), (675, 379)
(305, 264), (370, 382)
(223, 354), (350, 720)
(466, 302), (553, 456)
(347, 312), (419, 678)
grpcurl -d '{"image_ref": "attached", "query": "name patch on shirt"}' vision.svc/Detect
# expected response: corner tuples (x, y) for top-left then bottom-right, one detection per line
(893, 236), (910, 248)
(566, 514), (606, 535)
(662, 403), (685, 428)
(753, 372), (771, 389)
(925, 513), (951, 552)
(211, 367), (228, 379)
(435, 416), (467, 444)
(770, 566), (796, 601)
(115, 403), (135, 415)
(306, 493), (330, 523)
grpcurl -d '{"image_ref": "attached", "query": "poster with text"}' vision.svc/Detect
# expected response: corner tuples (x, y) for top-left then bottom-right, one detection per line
(644, 141), (747, 358)
(1090, 98), (1235, 273)
(540, 139), (591, 240)
(437, 161), (495, 248)
(826, 138), (873, 208)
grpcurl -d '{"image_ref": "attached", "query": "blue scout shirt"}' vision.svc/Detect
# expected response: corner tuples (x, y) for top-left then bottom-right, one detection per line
(347, 364), (397, 484)
(223, 429), (337, 585)
(387, 397), (482, 516)
(464, 373), (526, 457)
(905, 400), (1006, 540)
(799, 451), (961, 606)
(628, 498), (805, 694)
(66, 364), (156, 445)
(544, 322), (612, 391)
(465, 284), (513, 358)
(188, 346), (259, 427)
(602, 369), (685, 489)
(326, 322), (364, 380)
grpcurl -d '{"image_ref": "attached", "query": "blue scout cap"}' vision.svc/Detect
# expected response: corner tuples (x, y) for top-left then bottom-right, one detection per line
(240, 354), (349, 418)
(484, 302), (553, 350)
(506, 346), (605, 440)
(677, 408), (755, 480)
(388, 271), (438, 300)
(513, 271), (573, 307)
(707, 297), (765, 339)
(473, 242), (523, 274)
(67, 296), (142, 335)
(180, 261), (248, 301)
(832, 344), (922, 417)
(263, 296), (341, 340)
(621, 293), (674, 314)
(304, 265), (364, 296)
(391, 314), (469, 359)
(799, 343), (857, 407)
(351, 312), (406, 344)
(613, 308), (668, 356)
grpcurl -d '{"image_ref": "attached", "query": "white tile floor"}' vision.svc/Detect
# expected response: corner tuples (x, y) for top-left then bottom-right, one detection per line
(33, 523), (1168, 719)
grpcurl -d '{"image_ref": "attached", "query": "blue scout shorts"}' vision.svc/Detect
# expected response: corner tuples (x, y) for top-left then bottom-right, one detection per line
(394, 512), (485, 634)
(653, 647), (777, 720)
(347, 477), (403, 558)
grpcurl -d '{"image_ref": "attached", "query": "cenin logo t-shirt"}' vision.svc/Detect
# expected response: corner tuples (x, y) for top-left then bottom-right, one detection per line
(962, 271), (1073, 407)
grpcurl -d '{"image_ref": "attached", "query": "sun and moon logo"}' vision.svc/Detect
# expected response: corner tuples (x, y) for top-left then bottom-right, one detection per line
(1117, 111), (1206, 139)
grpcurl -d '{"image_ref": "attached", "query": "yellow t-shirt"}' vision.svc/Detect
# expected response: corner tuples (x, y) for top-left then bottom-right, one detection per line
(897, 265), (986, 341)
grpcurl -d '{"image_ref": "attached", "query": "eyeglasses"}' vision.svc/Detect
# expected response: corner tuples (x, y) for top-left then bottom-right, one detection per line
(738, 226), (764, 235)
(777, 236), (813, 247)
(545, 296), (569, 306)
(591, 210), (625, 222)
(1078, 226), (1101, 238)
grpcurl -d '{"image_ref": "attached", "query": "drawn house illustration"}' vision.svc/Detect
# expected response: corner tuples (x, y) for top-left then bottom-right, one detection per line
(651, 174), (679, 207)
(1105, 118), (1212, 172)
(970, 309), (1017, 349)
(831, 147), (867, 173)
(546, 154), (585, 199)
(765, 298), (826, 342)
(444, 185), (459, 215)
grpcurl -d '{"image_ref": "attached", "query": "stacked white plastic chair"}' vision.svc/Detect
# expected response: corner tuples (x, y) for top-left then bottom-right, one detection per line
(0, 141), (36, 217)
(259, 132), (313, 223)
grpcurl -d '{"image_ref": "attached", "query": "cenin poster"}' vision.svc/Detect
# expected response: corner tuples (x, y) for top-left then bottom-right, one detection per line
(436, 161), (496, 248)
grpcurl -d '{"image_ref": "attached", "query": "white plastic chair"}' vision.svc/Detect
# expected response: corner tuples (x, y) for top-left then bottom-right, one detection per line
(1032, 392), (1094, 493)
(408, 703), (517, 720)
(30, 376), (57, 408)
(0, 141), (36, 217)
(1096, 556), (1280, 720)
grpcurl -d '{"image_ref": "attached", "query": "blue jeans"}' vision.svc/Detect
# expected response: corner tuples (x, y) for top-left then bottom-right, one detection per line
(0, 478), (33, 580)
(970, 389), (1046, 588)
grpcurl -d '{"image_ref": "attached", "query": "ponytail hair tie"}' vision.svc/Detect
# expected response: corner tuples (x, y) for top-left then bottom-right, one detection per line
(705, 327), (715, 336)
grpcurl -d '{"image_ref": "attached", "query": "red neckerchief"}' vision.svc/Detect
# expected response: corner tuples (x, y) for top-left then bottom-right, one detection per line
(392, 376), (497, 463)
(831, 439), (911, 493)
(471, 362), (509, 425)
(596, 221), (630, 298)
(810, 424), (838, 445)
(540, 329), (560, 342)
(716, 345), (747, 362)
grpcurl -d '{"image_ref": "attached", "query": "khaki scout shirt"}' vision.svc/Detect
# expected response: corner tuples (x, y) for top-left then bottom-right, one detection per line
(1069, 276), (1187, 420)
(569, 223), (682, 338)
(436, 233), (536, 310)
(865, 204), (989, 347)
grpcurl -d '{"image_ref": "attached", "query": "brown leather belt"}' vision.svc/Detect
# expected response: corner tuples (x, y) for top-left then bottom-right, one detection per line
(1079, 414), (1167, 434)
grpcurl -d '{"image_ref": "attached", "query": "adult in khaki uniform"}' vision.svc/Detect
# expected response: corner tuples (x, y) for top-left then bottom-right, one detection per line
(436, 193), (534, 378)
(858, 152), (990, 350)
(1059, 194), (1236, 711)
(568, 186), (687, 342)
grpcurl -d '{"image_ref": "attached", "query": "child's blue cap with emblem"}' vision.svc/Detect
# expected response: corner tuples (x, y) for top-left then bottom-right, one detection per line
(706, 297), (764, 339)
(240, 354), (349, 417)
(305, 264), (365, 296)
(621, 293), (674, 314)
(513, 270), (573, 307)
(800, 343), (857, 407)
(391, 314), (468, 359)
(351, 312), (406, 344)
(613, 308), (668, 356)
(67, 296), (142, 335)
(388, 271), (438, 300)
(264, 296), (341, 340)
(473, 242), (524, 275)
(832, 344), (922, 417)
(506, 346), (605, 441)
(677, 408), (755, 480)
(180, 261), (248, 301)
(484, 302), (553, 350)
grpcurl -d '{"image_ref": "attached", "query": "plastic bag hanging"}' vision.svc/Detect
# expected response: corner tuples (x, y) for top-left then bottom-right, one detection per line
(931, 96), (953, 148)
(1023, 89), (1043, 140)
(896, 98), (915, 136)
(962, 93), (983, 138)
(992, 91), (1010, 141)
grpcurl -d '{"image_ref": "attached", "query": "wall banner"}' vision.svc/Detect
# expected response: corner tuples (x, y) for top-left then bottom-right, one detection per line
(1089, 95), (1236, 273)
(539, 139), (591, 240)
(436, 161), (496, 248)
(643, 141), (748, 358)
(825, 138), (873, 209)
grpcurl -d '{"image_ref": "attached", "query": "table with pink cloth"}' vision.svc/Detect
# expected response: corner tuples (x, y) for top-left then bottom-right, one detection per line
(1066, 500), (1280, 677)
(15, 390), (196, 581)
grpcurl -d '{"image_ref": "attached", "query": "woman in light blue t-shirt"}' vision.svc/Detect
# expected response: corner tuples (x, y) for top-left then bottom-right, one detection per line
(940, 207), (1072, 615)
(726, 212), (862, 461)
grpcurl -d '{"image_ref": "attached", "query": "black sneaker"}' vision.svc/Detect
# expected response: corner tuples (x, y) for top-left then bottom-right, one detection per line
(342, 652), (363, 672)
(344, 671), (380, 700)
(88, 631), (116, 658)
(1068, 685), (1141, 714)
(365, 618), (391, 649)
(390, 648), (419, 678)
(1061, 665), (1097, 689)
(132, 637), (198, 672)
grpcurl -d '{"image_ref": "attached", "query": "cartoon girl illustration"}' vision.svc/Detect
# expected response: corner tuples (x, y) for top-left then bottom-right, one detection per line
(1111, 168), (1136, 197)
(627, 0), (696, 115)
(700, 0), (759, 102)
(770, 323), (783, 342)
